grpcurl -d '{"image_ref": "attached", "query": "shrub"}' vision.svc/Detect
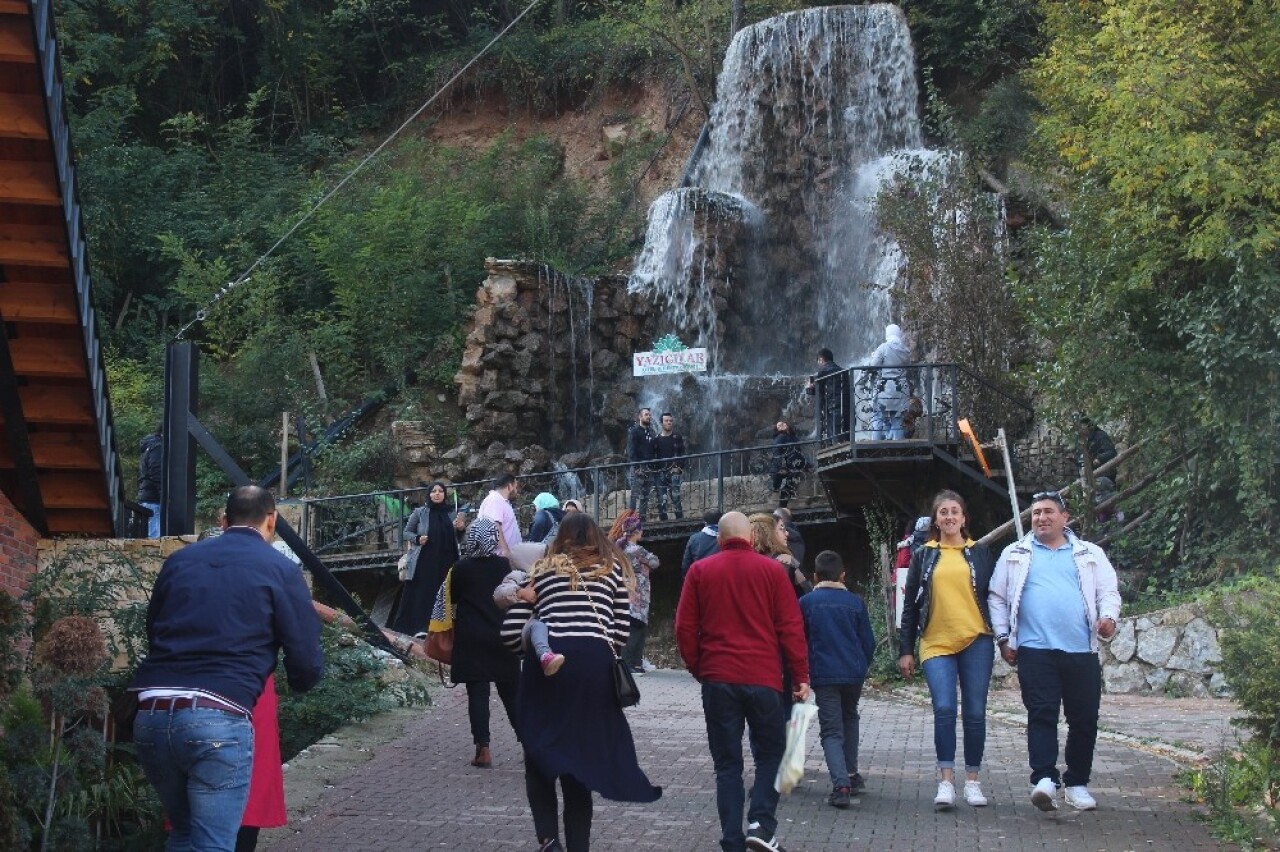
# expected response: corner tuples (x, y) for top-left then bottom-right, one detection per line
(1214, 572), (1280, 747)
(275, 624), (431, 762)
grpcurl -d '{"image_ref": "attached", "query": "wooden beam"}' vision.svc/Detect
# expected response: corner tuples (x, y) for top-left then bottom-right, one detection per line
(0, 2), (33, 16)
(0, 161), (59, 205)
(0, 431), (102, 469)
(0, 93), (47, 140)
(9, 336), (86, 378)
(0, 281), (77, 322)
(37, 470), (109, 509)
(0, 226), (67, 267)
(19, 385), (94, 425)
(46, 509), (115, 535)
(0, 16), (35, 64)
(0, 318), (47, 532)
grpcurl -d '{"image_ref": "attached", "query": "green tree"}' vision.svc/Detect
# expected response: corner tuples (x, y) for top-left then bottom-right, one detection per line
(1020, 0), (1280, 569)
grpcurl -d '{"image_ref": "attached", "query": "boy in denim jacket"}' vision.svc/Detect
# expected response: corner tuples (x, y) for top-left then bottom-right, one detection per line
(799, 551), (877, 807)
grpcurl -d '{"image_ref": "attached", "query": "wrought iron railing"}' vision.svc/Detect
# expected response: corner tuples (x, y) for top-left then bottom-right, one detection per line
(301, 438), (830, 558)
(811, 362), (1034, 452)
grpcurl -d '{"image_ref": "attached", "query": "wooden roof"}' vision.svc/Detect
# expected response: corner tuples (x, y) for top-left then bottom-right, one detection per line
(0, 0), (123, 535)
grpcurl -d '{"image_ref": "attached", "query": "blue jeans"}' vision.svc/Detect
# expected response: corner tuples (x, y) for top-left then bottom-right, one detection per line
(701, 681), (786, 852)
(134, 705), (254, 851)
(142, 502), (161, 538)
(871, 405), (905, 440)
(1017, 647), (1102, 787)
(920, 635), (994, 771)
(814, 682), (864, 789)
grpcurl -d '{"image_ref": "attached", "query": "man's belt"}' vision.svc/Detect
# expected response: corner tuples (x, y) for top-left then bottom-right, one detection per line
(137, 695), (249, 718)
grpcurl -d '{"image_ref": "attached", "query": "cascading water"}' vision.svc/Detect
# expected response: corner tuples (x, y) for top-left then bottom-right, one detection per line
(539, 267), (596, 448)
(628, 4), (930, 445)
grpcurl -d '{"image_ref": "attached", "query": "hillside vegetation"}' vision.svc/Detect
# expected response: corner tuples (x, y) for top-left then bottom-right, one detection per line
(62, 0), (1278, 580)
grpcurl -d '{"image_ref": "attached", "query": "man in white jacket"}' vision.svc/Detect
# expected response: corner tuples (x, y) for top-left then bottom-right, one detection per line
(988, 491), (1121, 813)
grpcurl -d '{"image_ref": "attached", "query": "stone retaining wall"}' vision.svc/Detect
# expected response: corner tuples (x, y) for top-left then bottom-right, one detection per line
(993, 602), (1227, 697)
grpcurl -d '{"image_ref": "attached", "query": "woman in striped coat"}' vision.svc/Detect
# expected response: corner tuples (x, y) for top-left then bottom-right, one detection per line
(502, 512), (661, 852)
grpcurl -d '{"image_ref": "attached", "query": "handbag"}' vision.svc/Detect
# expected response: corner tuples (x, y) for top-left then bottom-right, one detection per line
(425, 567), (455, 665)
(611, 655), (640, 708)
(589, 589), (640, 708)
(425, 628), (454, 665)
(397, 550), (414, 582)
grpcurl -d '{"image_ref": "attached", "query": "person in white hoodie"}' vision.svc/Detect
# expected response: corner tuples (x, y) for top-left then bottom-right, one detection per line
(865, 323), (913, 440)
(988, 491), (1121, 814)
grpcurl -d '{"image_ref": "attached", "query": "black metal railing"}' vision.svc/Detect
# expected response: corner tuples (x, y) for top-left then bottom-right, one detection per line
(811, 362), (1034, 452)
(301, 438), (830, 559)
(31, 0), (129, 535)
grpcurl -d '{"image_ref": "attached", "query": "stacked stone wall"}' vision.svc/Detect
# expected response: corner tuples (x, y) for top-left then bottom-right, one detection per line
(993, 602), (1227, 698)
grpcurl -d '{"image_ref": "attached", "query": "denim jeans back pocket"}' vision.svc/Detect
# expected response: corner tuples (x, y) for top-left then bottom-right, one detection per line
(183, 717), (254, 791)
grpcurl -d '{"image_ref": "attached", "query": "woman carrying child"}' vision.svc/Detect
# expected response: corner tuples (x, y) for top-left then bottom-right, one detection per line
(898, 489), (997, 809)
(450, 518), (520, 768)
(501, 513), (661, 852)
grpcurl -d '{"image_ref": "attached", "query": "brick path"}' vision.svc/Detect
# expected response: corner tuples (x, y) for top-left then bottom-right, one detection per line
(264, 670), (1227, 851)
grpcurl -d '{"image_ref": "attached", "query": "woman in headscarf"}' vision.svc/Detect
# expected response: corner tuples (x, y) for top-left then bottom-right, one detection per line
(391, 482), (463, 636)
(450, 517), (520, 768)
(528, 492), (565, 543)
(501, 513), (660, 852)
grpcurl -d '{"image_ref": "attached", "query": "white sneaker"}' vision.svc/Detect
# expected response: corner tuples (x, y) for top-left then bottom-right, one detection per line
(641, 658), (656, 672)
(934, 780), (955, 810)
(964, 780), (988, 807)
(1064, 785), (1097, 810)
(1031, 777), (1059, 811)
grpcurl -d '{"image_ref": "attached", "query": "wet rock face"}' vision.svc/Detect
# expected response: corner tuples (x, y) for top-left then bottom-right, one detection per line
(454, 259), (656, 459)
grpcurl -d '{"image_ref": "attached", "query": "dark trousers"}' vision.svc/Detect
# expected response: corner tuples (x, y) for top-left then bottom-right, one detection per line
(1017, 647), (1102, 787)
(701, 681), (786, 852)
(465, 679), (518, 746)
(621, 616), (648, 669)
(526, 765), (592, 852)
(628, 468), (655, 517)
(656, 470), (683, 519)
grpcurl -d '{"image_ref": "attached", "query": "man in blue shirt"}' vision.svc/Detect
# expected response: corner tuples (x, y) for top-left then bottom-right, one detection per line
(131, 485), (324, 850)
(988, 491), (1120, 813)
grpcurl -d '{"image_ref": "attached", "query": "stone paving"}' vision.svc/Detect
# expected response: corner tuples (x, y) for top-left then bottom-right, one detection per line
(264, 670), (1231, 851)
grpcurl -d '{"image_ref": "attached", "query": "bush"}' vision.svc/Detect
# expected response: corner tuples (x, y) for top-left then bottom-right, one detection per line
(1215, 572), (1280, 746)
(275, 624), (431, 762)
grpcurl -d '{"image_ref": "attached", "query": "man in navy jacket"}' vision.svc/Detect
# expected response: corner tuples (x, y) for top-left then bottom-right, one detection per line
(131, 485), (324, 850)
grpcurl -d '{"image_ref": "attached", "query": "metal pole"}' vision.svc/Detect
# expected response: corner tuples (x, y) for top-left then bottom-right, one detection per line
(280, 412), (289, 499)
(162, 341), (198, 536)
(996, 428), (1022, 538)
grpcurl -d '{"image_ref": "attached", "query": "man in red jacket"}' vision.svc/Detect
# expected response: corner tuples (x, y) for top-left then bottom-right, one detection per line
(676, 511), (810, 852)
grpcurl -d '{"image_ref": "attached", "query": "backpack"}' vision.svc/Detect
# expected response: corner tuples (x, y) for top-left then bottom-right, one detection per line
(541, 520), (561, 544)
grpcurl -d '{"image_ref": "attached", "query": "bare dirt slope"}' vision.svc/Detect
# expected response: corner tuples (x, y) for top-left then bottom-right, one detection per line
(416, 80), (704, 218)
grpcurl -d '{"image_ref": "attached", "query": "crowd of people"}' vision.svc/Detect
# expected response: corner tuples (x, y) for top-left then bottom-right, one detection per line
(126, 466), (1122, 852)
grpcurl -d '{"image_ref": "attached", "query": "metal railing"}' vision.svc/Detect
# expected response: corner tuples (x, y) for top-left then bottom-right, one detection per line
(30, 0), (129, 535)
(811, 362), (1035, 453)
(301, 438), (831, 559)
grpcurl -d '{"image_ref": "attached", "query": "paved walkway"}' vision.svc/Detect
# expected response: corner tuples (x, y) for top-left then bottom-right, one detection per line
(264, 671), (1229, 851)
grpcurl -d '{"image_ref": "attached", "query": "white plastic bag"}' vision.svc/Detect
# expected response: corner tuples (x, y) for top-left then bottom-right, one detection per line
(775, 698), (818, 794)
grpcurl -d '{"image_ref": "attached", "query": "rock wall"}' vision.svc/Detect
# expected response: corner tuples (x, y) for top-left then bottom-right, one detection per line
(993, 602), (1227, 698)
(445, 258), (657, 478)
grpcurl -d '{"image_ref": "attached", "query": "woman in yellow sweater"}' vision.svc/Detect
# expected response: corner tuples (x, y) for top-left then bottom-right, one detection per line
(898, 490), (997, 810)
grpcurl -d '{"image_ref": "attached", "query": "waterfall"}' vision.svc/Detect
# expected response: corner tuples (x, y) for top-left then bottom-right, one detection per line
(628, 3), (930, 446)
(540, 267), (596, 448)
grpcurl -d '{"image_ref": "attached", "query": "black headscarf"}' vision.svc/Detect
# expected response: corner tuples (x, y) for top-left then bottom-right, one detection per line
(418, 482), (459, 571)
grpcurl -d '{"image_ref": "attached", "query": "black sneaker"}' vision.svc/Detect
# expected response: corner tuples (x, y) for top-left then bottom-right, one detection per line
(849, 771), (866, 794)
(828, 785), (851, 808)
(536, 840), (564, 852)
(746, 823), (785, 852)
